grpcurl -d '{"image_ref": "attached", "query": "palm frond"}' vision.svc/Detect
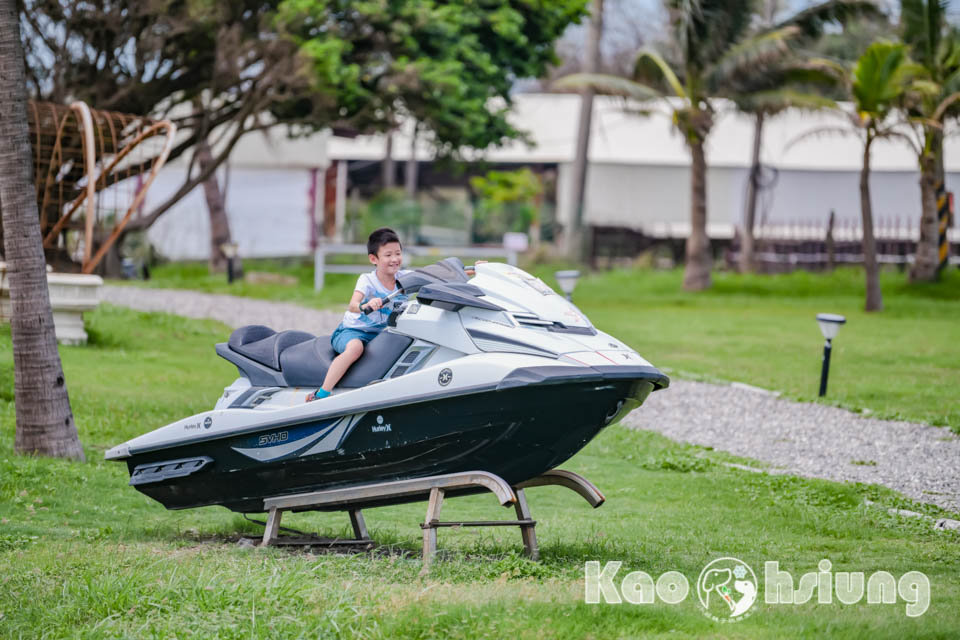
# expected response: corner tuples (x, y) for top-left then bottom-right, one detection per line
(905, 76), (940, 96)
(898, 117), (928, 149)
(905, 114), (945, 129)
(932, 90), (960, 121)
(932, 38), (960, 113)
(801, 57), (852, 85)
(786, 125), (863, 152)
(937, 32), (960, 72)
(780, 63), (845, 88)
(852, 41), (913, 116)
(553, 73), (665, 103)
(670, 0), (705, 69)
(634, 53), (679, 95)
(872, 126), (922, 154)
(738, 89), (837, 114)
(940, 65), (960, 95)
(709, 26), (800, 87)
(634, 50), (687, 99)
(670, 0), (754, 74)
(777, 0), (884, 41)
(621, 106), (657, 118)
(901, 0), (947, 69)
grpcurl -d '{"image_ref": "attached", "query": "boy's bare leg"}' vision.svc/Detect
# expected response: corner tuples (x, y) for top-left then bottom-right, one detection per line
(320, 339), (364, 392)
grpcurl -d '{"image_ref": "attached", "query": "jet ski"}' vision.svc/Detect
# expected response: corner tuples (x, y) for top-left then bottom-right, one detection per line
(106, 258), (669, 513)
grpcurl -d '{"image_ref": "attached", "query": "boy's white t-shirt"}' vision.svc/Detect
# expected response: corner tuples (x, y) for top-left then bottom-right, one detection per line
(340, 269), (412, 331)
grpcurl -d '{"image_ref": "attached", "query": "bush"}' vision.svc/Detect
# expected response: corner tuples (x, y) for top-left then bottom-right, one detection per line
(469, 169), (543, 244)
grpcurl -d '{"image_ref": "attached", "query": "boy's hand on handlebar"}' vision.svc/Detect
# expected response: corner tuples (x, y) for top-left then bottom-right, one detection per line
(361, 297), (385, 314)
(465, 260), (488, 275)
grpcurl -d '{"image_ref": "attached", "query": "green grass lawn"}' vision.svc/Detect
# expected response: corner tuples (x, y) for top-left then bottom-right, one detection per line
(123, 260), (960, 430)
(2, 307), (959, 638)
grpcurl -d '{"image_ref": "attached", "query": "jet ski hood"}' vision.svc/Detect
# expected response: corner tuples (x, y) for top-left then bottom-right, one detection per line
(468, 263), (594, 333)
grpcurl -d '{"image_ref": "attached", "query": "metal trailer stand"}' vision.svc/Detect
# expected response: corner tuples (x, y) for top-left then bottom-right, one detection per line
(258, 469), (604, 568)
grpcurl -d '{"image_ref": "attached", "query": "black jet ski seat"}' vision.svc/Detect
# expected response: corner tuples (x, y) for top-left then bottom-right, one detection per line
(228, 326), (314, 370)
(216, 325), (412, 389)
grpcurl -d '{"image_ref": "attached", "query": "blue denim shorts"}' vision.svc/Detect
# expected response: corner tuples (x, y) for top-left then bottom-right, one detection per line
(330, 325), (378, 353)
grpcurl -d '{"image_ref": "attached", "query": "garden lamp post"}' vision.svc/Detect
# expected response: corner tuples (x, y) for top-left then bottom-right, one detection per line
(816, 313), (846, 397)
(554, 270), (581, 301)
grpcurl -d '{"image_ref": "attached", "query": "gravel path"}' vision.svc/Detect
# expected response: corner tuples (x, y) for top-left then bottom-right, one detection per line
(102, 286), (342, 333)
(624, 380), (960, 514)
(103, 285), (960, 514)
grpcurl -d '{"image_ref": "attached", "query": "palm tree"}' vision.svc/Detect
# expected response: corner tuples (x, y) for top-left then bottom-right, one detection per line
(901, 0), (960, 282)
(735, 78), (837, 273)
(794, 42), (922, 311)
(558, 0), (868, 289)
(737, 1), (884, 272)
(0, 0), (84, 459)
(568, 0), (604, 261)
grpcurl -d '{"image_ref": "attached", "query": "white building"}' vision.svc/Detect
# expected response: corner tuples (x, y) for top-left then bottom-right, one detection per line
(145, 93), (958, 260)
(145, 127), (331, 260)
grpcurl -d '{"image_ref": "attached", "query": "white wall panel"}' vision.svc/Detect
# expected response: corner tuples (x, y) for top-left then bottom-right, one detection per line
(145, 167), (314, 260)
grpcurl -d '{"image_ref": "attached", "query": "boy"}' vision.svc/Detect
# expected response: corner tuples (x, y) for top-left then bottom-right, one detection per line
(311, 228), (409, 400)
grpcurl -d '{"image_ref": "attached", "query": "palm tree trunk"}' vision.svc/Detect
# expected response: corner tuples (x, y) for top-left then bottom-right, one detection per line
(566, 0), (603, 261)
(405, 124), (419, 199)
(739, 112), (764, 273)
(859, 136), (883, 311)
(196, 139), (239, 274)
(684, 139), (713, 291)
(910, 130), (942, 283)
(383, 132), (395, 189)
(0, 0), (84, 460)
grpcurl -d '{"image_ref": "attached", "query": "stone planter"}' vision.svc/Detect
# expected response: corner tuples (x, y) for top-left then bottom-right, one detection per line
(0, 262), (102, 345)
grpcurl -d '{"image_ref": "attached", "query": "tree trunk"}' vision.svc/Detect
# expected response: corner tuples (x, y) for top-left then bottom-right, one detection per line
(196, 138), (239, 274)
(0, 0), (83, 460)
(910, 135), (941, 283)
(405, 125), (418, 200)
(566, 0), (603, 261)
(684, 139), (713, 291)
(826, 209), (836, 270)
(859, 137), (883, 311)
(739, 112), (764, 273)
(383, 133), (395, 190)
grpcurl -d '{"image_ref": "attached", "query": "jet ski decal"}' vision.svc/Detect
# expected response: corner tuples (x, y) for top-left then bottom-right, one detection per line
(298, 413), (365, 457)
(230, 414), (364, 462)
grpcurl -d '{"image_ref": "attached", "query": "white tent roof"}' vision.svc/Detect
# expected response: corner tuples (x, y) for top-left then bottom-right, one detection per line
(328, 92), (960, 172)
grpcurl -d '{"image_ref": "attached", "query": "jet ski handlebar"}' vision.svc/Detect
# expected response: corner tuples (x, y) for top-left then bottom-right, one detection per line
(360, 288), (403, 315)
(360, 257), (475, 314)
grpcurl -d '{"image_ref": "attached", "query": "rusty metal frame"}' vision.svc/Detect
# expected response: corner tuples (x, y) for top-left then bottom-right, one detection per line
(71, 102), (97, 266)
(81, 120), (176, 273)
(31, 100), (176, 273)
(257, 468), (605, 569)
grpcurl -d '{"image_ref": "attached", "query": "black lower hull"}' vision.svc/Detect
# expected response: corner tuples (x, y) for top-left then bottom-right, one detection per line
(126, 376), (657, 513)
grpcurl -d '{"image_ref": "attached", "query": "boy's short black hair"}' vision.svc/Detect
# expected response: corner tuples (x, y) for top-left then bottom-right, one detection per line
(367, 227), (402, 256)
